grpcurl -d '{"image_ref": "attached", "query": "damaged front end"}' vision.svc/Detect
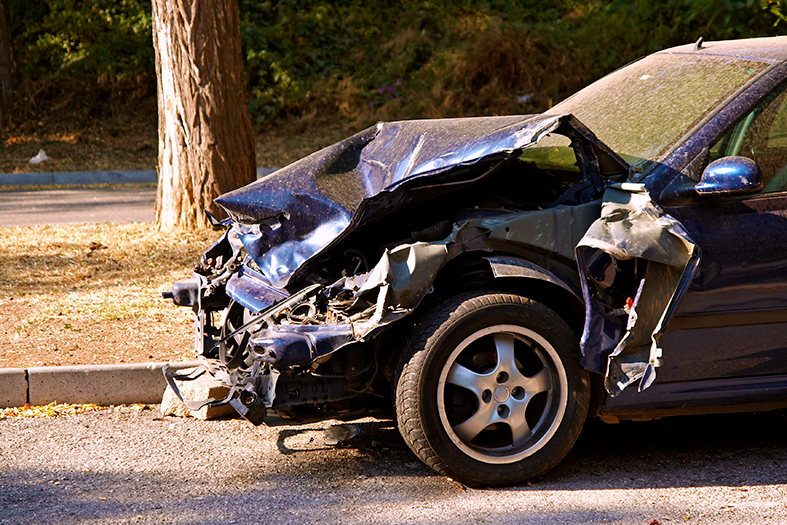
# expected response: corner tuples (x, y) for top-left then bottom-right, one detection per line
(163, 228), (394, 425)
(164, 206), (597, 426)
(164, 111), (698, 425)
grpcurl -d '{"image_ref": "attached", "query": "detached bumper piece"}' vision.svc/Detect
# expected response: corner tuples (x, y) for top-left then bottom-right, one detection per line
(163, 363), (268, 425)
(249, 325), (355, 366)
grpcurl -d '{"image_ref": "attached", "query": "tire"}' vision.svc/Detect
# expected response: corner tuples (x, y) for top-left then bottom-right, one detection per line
(394, 291), (590, 487)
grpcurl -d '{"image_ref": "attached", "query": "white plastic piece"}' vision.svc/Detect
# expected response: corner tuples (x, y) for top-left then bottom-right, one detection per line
(29, 149), (52, 165)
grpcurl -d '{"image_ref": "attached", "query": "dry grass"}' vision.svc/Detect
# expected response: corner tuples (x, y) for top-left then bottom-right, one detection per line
(1, 106), (358, 176)
(1, 106), (159, 174)
(0, 402), (151, 419)
(0, 223), (217, 368)
(254, 116), (362, 169)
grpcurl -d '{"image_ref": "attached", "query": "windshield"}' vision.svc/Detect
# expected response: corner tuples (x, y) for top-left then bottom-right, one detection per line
(542, 52), (769, 175)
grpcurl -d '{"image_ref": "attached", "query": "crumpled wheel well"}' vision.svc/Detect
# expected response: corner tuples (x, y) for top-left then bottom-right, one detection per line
(430, 255), (586, 338)
(374, 253), (586, 390)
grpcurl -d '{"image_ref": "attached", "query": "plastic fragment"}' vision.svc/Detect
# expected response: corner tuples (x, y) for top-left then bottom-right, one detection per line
(324, 423), (362, 445)
(29, 149), (52, 165)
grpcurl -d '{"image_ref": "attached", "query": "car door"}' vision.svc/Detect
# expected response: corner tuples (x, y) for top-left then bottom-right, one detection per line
(658, 81), (787, 382)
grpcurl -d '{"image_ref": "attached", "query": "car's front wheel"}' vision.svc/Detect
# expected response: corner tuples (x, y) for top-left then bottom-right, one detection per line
(395, 291), (590, 487)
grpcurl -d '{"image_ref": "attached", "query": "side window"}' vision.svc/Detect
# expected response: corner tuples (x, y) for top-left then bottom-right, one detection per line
(709, 83), (787, 193)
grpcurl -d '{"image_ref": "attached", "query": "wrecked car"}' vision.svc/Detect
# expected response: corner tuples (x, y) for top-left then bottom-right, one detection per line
(164, 37), (787, 486)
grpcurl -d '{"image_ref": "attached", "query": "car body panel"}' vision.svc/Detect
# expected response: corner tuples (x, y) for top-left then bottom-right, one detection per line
(662, 37), (787, 62)
(658, 191), (787, 382)
(598, 372), (787, 421)
(214, 114), (627, 289)
(576, 185), (700, 395)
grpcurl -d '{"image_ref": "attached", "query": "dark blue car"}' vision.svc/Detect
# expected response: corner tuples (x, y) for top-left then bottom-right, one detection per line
(166, 36), (787, 487)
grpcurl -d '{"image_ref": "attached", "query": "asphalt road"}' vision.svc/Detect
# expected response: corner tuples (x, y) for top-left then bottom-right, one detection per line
(2, 409), (787, 524)
(0, 188), (156, 227)
(2, 180), (787, 523)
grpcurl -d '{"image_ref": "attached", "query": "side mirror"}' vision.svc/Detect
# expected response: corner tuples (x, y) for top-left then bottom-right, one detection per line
(695, 156), (762, 196)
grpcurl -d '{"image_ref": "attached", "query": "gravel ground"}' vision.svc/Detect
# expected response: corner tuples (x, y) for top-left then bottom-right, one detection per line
(2, 408), (787, 524)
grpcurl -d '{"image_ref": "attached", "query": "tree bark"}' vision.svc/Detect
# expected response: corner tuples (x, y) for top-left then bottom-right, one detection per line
(152, 0), (256, 231)
(0, 0), (19, 132)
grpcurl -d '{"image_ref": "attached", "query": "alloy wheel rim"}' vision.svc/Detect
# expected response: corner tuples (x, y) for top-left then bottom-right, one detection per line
(436, 324), (568, 464)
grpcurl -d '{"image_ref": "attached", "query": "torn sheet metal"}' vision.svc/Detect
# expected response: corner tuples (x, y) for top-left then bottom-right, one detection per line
(239, 209), (593, 368)
(576, 185), (701, 396)
(214, 114), (628, 289)
(336, 223), (476, 338)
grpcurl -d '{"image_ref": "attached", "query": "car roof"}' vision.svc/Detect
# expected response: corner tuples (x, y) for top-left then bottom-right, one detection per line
(660, 36), (787, 63)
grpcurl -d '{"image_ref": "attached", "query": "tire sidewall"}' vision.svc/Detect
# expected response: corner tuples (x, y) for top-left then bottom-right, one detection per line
(414, 293), (589, 486)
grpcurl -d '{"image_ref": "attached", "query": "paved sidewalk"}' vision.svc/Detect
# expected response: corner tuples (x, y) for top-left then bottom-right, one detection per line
(0, 170), (157, 186)
(0, 167), (278, 187)
(0, 167), (278, 226)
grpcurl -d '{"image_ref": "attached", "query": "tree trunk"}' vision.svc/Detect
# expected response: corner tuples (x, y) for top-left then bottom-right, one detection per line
(0, 0), (19, 132)
(152, 0), (256, 231)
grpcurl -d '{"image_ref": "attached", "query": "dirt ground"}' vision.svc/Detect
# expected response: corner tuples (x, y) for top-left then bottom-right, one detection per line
(0, 111), (364, 369)
(0, 223), (217, 368)
(1, 106), (357, 176)
(0, 93), (377, 370)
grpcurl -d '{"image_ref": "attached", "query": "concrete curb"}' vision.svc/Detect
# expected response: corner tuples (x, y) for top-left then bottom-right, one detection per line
(0, 170), (158, 186)
(0, 361), (202, 408)
(0, 168), (279, 187)
(0, 368), (27, 407)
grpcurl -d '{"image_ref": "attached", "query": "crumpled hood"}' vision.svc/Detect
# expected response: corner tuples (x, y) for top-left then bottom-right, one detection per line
(216, 113), (627, 288)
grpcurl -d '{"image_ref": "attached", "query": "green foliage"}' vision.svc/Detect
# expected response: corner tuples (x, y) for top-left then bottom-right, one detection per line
(9, 0), (154, 109)
(763, 0), (787, 25)
(5, 0), (787, 128)
(236, 0), (786, 124)
(237, 0), (586, 122)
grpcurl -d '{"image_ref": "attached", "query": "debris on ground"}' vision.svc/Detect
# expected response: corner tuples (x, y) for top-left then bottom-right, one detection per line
(324, 423), (362, 445)
(29, 149), (52, 165)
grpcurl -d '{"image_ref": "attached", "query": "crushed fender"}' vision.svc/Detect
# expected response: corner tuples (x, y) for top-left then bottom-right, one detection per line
(577, 184), (701, 395)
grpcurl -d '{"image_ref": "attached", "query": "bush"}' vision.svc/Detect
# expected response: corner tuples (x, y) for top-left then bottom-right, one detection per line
(5, 0), (786, 129)
(238, 0), (786, 125)
(8, 0), (154, 121)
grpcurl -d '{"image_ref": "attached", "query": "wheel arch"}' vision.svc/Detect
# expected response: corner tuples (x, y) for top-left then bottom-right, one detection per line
(430, 253), (586, 338)
(377, 252), (592, 396)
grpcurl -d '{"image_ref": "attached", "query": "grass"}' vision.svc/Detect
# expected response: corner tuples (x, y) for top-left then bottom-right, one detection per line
(0, 223), (218, 368)
(253, 114), (361, 170)
(0, 102), (365, 369)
